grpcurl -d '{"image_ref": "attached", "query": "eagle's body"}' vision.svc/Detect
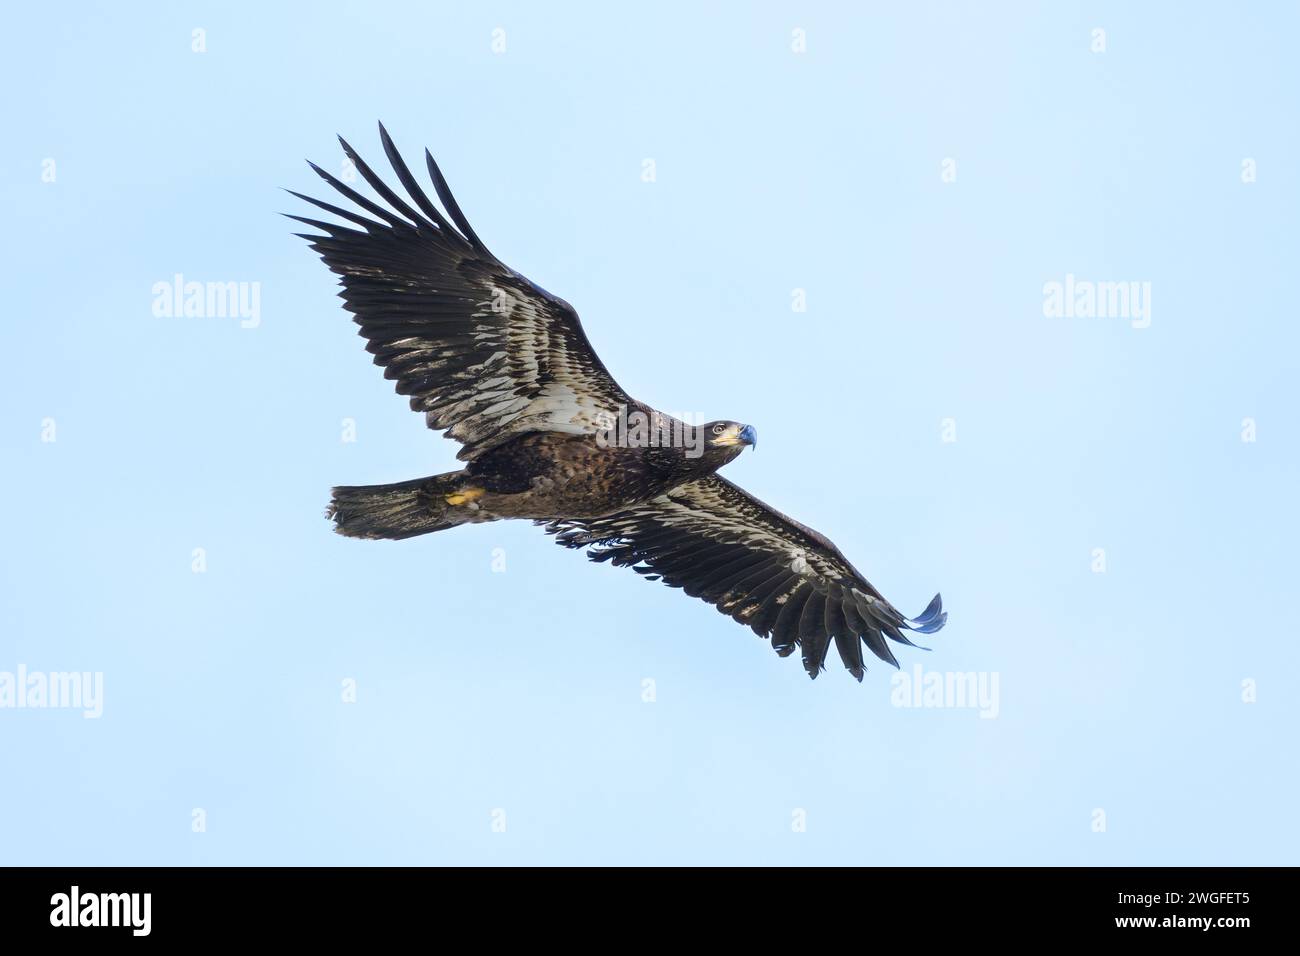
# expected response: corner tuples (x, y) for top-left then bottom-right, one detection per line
(337, 428), (745, 533)
(293, 124), (947, 681)
(464, 428), (747, 519)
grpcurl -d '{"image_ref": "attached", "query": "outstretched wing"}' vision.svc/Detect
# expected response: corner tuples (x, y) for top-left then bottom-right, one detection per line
(290, 122), (637, 461)
(545, 475), (946, 681)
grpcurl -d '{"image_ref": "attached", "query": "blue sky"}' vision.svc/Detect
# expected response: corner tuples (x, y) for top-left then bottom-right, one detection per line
(1, 2), (1296, 865)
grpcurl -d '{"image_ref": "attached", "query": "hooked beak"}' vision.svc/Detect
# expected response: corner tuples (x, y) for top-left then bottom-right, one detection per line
(713, 423), (758, 449)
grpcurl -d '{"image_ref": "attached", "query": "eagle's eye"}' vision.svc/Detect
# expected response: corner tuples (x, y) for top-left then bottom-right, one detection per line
(712, 423), (726, 435)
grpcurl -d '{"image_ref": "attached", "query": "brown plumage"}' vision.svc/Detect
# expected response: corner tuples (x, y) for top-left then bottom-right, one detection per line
(293, 123), (946, 681)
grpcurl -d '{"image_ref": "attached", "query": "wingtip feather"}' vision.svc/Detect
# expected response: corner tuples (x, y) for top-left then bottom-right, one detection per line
(906, 592), (948, 634)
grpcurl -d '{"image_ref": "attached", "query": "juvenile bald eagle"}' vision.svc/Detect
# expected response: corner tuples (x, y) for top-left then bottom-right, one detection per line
(291, 123), (946, 681)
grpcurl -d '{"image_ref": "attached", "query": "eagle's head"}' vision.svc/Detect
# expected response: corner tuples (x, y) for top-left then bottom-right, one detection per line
(699, 420), (757, 467)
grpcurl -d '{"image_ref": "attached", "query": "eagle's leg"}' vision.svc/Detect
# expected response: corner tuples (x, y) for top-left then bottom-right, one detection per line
(444, 466), (532, 507)
(443, 486), (485, 507)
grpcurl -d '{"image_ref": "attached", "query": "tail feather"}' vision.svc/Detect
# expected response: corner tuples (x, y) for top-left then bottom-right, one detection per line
(327, 473), (461, 540)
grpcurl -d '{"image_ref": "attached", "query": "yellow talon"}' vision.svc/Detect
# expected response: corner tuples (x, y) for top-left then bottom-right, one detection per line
(444, 487), (485, 506)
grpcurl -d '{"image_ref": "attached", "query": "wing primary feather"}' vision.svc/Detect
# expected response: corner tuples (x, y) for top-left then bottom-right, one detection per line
(307, 161), (411, 230)
(771, 584), (811, 657)
(880, 620), (928, 650)
(281, 213), (355, 237)
(826, 593), (863, 681)
(798, 590), (830, 679)
(841, 597), (891, 667)
(833, 633), (865, 681)
(376, 122), (458, 235)
(337, 134), (428, 229)
(744, 571), (798, 636)
(861, 624), (899, 668)
(284, 188), (377, 229)
(906, 593), (948, 633)
(425, 150), (492, 255)
(910, 613), (948, 635)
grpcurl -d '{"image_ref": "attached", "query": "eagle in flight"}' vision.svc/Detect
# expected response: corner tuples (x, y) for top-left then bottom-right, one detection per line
(290, 123), (946, 681)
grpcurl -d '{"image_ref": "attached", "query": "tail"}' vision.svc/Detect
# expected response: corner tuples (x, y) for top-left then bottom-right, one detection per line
(327, 472), (468, 540)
